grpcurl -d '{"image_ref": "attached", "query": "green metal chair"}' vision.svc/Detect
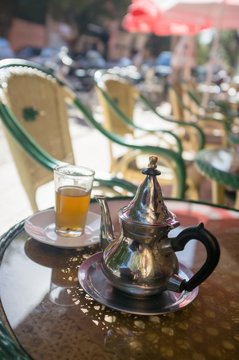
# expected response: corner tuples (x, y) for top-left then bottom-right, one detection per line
(184, 83), (239, 147)
(195, 148), (239, 209)
(0, 59), (186, 207)
(0, 217), (31, 359)
(94, 70), (206, 199)
(0, 319), (31, 360)
(0, 59), (137, 211)
(94, 70), (205, 156)
(168, 80), (229, 148)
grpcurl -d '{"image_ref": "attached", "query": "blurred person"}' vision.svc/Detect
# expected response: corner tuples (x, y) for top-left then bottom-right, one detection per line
(0, 37), (15, 59)
(131, 48), (143, 70)
(170, 35), (197, 84)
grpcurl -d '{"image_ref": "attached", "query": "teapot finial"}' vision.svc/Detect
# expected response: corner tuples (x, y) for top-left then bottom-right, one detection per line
(142, 156), (161, 176)
(148, 155), (158, 169)
(121, 155), (179, 228)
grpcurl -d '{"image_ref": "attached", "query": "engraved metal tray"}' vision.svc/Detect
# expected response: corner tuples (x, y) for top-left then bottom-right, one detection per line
(78, 252), (198, 315)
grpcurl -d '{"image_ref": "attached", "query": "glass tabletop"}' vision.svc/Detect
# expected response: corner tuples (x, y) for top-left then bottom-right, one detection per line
(0, 198), (239, 360)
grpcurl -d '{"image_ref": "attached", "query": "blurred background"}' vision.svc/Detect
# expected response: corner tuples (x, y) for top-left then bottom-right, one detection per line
(0, 0), (239, 234)
(1, 0), (238, 88)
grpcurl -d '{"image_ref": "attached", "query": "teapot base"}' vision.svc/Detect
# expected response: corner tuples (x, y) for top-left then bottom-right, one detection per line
(101, 262), (168, 297)
(78, 252), (199, 315)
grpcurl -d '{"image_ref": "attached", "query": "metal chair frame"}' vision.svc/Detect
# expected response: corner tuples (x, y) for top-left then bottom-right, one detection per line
(0, 59), (186, 205)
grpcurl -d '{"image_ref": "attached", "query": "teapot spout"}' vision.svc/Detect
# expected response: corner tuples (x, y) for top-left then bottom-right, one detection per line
(95, 195), (115, 250)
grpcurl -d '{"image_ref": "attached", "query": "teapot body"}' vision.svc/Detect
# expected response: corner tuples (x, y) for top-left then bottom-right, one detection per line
(102, 220), (179, 297)
(96, 156), (220, 297)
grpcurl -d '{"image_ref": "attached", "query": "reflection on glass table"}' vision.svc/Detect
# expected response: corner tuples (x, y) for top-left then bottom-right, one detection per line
(195, 148), (239, 208)
(0, 198), (239, 360)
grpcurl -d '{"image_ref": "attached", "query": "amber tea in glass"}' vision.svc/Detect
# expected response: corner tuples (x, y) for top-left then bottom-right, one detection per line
(54, 164), (95, 237)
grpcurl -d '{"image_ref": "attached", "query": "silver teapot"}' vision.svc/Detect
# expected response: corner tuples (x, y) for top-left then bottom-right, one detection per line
(96, 156), (220, 297)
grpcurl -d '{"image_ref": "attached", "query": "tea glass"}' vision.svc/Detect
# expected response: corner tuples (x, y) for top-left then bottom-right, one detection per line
(54, 164), (95, 237)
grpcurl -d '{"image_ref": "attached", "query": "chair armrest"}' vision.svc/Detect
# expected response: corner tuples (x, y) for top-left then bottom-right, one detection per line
(0, 101), (62, 171)
(169, 83), (228, 124)
(195, 149), (239, 191)
(0, 102), (137, 196)
(139, 93), (206, 150)
(0, 61), (186, 199)
(95, 81), (183, 155)
(73, 96), (186, 198)
(93, 174), (137, 196)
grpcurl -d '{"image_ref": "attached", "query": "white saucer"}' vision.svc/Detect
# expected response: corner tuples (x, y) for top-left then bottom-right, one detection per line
(24, 209), (101, 248)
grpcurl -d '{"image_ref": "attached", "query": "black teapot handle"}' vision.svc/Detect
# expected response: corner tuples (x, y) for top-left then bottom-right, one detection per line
(170, 223), (220, 292)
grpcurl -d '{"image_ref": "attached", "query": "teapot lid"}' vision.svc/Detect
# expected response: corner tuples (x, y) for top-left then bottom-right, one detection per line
(120, 156), (179, 228)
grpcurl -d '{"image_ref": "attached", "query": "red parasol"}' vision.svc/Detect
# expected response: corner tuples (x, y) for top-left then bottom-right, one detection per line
(122, 0), (210, 36)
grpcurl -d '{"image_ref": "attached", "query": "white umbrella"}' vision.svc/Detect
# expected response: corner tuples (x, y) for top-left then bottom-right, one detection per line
(159, 0), (239, 30)
(158, 0), (239, 105)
